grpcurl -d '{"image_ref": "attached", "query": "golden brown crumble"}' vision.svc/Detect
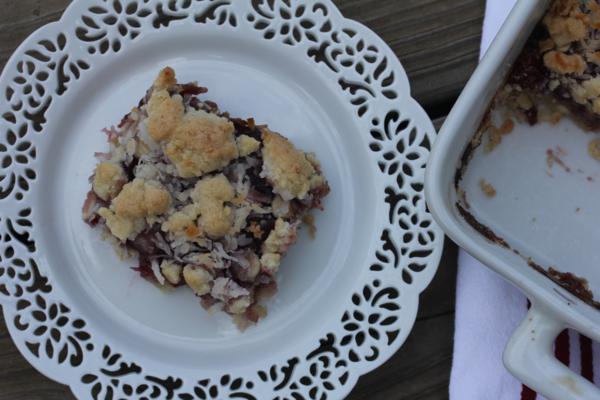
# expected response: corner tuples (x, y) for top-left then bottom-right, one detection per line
(544, 14), (586, 47)
(97, 179), (171, 241)
(160, 260), (182, 285)
(237, 134), (260, 157)
(162, 203), (201, 238)
(97, 208), (146, 242)
(153, 67), (177, 90)
(146, 90), (185, 142)
(191, 174), (235, 238)
(92, 162), (126, 201)
(84, 66), (330, 328)
(543, 51), (586, 75)
(263, 218), (294, 254)
(529, 1), (600, 120)
(146, 69), (242, 178)
(112, 179), (171, 219)
(248, 222), (263, 239)
(261, 129), (323, 200)
(164, 110), (238, 178)
(260, 253), (281, 274)
(183, 265), (212, 295)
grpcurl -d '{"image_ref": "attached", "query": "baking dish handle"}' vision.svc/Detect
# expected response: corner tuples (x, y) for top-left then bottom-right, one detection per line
(504, 306), (600, 400)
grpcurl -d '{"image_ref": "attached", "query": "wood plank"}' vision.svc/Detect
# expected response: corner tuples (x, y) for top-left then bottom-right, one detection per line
(0, 307), (73, 399)
(348, 236), (458, 400)
(0, 305), (456, 400)
(349, 313), (455, 400)
(0, 0), (484, 114)
(333, 0), (484, 115)
(0, 239), (458, 400)
(0, 0), (70, 69)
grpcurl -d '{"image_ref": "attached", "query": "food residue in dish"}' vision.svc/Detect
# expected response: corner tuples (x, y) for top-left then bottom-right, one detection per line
(588, 138), (600, 161)
(483, 118), (515, 153)
(454, 0), (600, 310)
(478, 179), (497, 198)
(546, 147), (571, 173)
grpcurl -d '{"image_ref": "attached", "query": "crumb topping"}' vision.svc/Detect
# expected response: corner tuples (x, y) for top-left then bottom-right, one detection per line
(259, 218), (297, 274)
(191, 174), (235, 238)
(92, 162), (126, 201)
(154, 67), (177, 90)
(260, 253), (281, 274)
(98, 207), (145, 241)
(457, 0), (600, 314)
(164, 110), (238, 178)
(98, 178), (171, 241)
(83, 67), (330, 329)
(263, 218), (296, 254)
(586, 50), (600, 66)
(162, 203), (201, 238)
(544, 14), (586, 47)
(543, 51), (586, 75)
(237, 134), (260, 157)
(261, 129), (323, 200)
(112, 178), (171, 219)
(146, 90), (185, 142)
(478, 1), (600, 133)
(525, 1), (600, 121)
(160, 260), (182, 285)
(183, 265), (212, 295)
(145, 69), (239, 177)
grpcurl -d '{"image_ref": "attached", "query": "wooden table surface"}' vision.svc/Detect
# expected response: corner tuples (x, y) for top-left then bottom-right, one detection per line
(0, 0), (485, 398)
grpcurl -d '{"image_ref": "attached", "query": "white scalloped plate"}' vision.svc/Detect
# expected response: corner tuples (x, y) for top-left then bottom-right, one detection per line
(0, 1), (443, 398)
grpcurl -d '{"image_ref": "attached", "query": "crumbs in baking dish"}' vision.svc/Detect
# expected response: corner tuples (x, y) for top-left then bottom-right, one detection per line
(82, 67), (330, 329)
(483, 117), (515, 153)
(588, 137), (600, 160)
(472, 0), (600, 161)
(498, 0), (600, 130)
(478, 179), (497, 198)
(454, 0), (600, 310)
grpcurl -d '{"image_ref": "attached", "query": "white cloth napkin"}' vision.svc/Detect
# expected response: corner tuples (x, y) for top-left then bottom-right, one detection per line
(450, 1), (600, 399)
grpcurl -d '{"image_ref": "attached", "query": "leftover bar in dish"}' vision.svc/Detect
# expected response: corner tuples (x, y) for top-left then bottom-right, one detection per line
(495, 0), (600, 131)
(82, 67), (330, 328)
(455, 0), (600, 309)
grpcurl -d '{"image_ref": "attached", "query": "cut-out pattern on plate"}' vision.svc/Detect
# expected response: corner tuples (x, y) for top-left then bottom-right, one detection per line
(0, 1), (442, 398)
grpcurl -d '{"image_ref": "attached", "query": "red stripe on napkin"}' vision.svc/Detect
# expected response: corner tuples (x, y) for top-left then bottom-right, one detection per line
(519, 329), (570, 399)
(555, 330), (570, 365)
(581, 335), (594, 382)
(520, 385), (537, 400)
(520, 301), (538, 400)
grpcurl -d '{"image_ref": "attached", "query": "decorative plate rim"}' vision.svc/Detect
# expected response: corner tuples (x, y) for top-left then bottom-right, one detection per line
(0, 1), (443, 399)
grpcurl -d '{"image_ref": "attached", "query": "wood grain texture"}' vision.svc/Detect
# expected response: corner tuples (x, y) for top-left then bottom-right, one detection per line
(333, 0), (485, 116)
(0, 1), (482, 399)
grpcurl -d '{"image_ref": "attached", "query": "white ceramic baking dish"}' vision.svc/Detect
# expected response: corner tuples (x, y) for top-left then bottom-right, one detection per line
(426, 1), (600, 399)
